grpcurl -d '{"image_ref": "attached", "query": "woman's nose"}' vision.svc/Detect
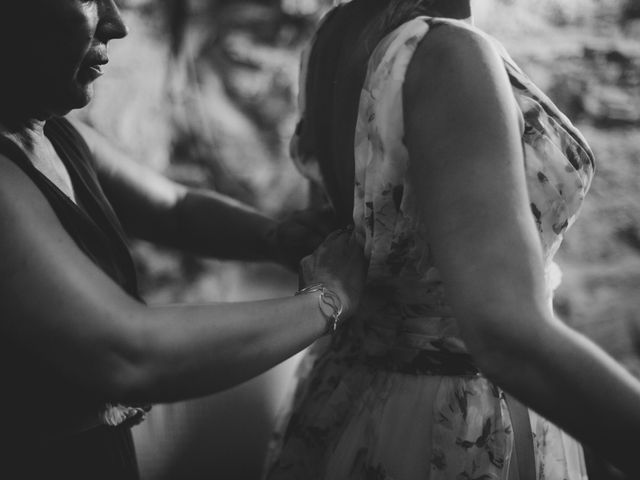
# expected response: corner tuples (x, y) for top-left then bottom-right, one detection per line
(97, 0), (129, 41)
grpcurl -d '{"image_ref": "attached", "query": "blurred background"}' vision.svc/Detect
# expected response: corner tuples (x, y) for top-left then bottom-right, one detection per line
(72, 0), (640, 478)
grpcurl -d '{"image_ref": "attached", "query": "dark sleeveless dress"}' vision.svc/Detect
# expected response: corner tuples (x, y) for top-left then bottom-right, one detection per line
(0, 117), (141, 479)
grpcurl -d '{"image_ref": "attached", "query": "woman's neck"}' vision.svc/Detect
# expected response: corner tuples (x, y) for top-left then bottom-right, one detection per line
(0, 116), (77, 203)
(0, 117), (48, 154)
(0, 96), (50, 153)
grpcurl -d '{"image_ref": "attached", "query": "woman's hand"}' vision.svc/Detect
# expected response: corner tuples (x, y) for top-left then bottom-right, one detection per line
(298, 227), (367, 317)
(270, 205), (339, 270)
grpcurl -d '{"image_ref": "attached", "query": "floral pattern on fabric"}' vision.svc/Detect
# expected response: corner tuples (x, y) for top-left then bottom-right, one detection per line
(267, 16), (593, 480)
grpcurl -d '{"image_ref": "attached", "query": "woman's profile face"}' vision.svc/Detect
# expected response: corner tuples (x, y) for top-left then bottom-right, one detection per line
(1, 0), (128, 119)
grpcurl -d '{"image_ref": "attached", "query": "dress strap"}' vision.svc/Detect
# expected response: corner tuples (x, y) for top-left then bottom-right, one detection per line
(504, 393), (536, 480)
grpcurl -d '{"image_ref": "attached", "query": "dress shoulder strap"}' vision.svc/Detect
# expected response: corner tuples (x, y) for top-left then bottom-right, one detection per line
(46, 117), (141, 299)
(0, 118), (141, 300)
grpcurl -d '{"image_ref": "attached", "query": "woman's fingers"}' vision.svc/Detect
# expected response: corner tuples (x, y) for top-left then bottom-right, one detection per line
(323, 228), (346, 243)
(298, 226), (366, 317)
(288, 206), (339, 237)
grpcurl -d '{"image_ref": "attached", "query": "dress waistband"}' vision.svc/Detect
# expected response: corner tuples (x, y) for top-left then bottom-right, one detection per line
(363, 349), (481, 376)
(332, 324), (480, 376)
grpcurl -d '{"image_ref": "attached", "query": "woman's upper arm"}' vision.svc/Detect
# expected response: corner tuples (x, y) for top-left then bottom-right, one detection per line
(0, 156), (146, 396)
(69, 119), (186, 240)
(403, 25), (551, 359)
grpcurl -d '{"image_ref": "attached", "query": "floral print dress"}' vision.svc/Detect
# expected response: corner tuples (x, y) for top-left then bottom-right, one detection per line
(266, 16), (595, 480)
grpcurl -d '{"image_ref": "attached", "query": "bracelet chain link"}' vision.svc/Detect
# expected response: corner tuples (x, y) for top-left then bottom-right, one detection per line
(295, 282), (344, 334)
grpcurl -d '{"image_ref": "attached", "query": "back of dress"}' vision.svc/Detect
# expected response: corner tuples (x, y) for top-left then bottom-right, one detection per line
(267, 14), (594, 480)
(351, 16), (594, 361)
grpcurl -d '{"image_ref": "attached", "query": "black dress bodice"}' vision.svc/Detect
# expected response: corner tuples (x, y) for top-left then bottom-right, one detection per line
(0, 117), (141, 479)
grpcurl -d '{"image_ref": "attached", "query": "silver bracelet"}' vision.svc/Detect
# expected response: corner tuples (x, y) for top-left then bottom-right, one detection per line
(295, 283), (344, 334)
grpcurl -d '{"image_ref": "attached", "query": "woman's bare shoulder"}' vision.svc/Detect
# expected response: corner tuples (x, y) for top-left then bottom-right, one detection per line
(0, 149), (138, 317)
(402, 20), (521, 156)
(0, 152), (40, 203)
(404, 20), (506, 100)
(0, 151), (87, 275)
(0, 152), (53, 216)
(0, 152), (69, 270)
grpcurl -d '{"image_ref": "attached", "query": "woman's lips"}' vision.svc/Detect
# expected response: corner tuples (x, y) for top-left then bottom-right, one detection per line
(89, 64), (104, 76)
(78, 61), (106, 82)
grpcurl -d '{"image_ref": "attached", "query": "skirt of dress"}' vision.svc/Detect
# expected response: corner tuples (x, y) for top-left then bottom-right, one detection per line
(264, 339), (587, 480)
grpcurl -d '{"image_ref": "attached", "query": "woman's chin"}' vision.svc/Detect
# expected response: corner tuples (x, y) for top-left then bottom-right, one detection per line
(63, 83), (95, 113)
(46, 92), (93, 119)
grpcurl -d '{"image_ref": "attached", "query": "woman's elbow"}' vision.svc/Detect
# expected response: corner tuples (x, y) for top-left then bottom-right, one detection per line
(99, 354), (153, 404)
(459, 309), (552, 381)
(94, 315), (160, 403)
(469, 344), (516, 383)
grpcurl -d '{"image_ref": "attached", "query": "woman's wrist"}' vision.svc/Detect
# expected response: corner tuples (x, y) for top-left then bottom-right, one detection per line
(296, 282), (347, 335)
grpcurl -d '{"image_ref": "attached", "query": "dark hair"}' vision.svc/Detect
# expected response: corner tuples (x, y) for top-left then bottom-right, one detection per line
(300, 0), (460, 221)
(356, 0), (471, 50)
(364, 0), (439, 41)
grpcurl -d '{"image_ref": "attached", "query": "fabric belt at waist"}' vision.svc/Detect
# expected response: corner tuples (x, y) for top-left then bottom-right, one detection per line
(363, 349), (480, 376)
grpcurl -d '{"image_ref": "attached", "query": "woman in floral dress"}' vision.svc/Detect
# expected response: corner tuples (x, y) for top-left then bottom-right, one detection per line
(264, 0), (640, 479)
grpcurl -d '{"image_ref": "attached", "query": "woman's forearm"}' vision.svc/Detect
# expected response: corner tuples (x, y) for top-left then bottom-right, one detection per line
(164, 188), (278, 261)
(111, 292), (327, 404)
(481, 317), (640, 475)
(73, 121), (280, 261)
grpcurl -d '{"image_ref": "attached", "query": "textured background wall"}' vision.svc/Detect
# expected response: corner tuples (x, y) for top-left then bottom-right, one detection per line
(73, 0), (640, 478)
(476, 0), (640, 377)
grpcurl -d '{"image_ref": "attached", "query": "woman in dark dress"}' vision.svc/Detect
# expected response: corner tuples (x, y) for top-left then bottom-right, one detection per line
(0, 1), (366, 478)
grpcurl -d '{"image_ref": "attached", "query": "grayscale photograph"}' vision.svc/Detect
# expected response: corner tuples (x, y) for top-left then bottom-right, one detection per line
(0, 0), (638, 479)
